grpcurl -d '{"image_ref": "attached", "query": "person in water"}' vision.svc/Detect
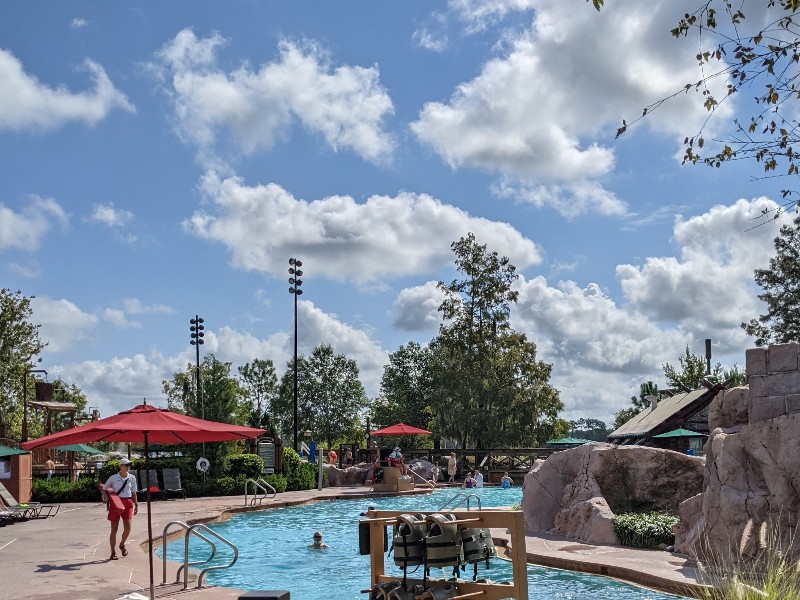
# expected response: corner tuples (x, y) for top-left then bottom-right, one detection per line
(501, 472), (513, 488)
(464, 471), (477, 489)
(308, 531), (329, 549)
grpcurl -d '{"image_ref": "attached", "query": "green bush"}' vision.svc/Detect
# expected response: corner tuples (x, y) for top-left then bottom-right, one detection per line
(264, 473), (287, 493)
(213, 476), (239, 496)
(612, 512), (678, 549)
(32, 476), (101, 503)
(225, 453), (264, 479)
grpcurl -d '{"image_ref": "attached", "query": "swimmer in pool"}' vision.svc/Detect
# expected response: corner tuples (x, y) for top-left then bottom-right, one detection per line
(308, 531), (329, 549)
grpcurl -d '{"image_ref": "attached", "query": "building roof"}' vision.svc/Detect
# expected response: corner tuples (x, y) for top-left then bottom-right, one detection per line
(607, 386), (721, 440)
(652, 428), (706, 438)
(546, 437), (592, 446)
(0, 445), (29, 457)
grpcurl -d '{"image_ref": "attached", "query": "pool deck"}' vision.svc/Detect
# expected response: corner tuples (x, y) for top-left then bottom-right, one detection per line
(0, 487), (707, 600)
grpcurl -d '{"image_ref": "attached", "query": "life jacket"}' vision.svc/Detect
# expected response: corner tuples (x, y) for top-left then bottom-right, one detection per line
(424, 513), (463, 568)
(461, 527), (497, 565)
(392, 513), (426, 568)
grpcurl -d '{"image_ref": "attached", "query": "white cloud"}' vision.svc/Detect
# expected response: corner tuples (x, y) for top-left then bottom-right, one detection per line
(122, 298), (175, 315)
(413, 28), (448, 52)
(411, 0), (733, 216)
(392, 281), (446, 331)
(185, 172), (542, 283)
(0, 196), (69, 251)
(448, 0), (536, 31)
(32, 297), (98, 353)
(155, 29), (395, 166)
(71, 18), (88, 29)
(0, 51), (134, 132)
(103, 308), (142, 329)
(90, 203), (134, 228)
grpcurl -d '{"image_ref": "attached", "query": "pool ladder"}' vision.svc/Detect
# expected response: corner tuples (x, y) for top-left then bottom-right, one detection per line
(244, 477), (277, 506)
(438, 492), (482, 511)
(162, 521), (239, 590)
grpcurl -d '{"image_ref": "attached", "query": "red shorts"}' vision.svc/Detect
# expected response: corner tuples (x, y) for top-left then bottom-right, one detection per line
(108, 497), (135, 522)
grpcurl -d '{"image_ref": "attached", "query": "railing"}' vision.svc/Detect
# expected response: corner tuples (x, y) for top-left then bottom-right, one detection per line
(407, 468), (434, 488)
(160, 520), (239, 590)
(244, 477), (276, 506)
(439, 492), (481, 511)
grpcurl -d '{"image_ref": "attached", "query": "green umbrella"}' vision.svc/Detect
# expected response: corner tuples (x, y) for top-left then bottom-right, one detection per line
(53, 443), (104, 454)
(653, 428), (705, 438)
(0, 445), (29, 457)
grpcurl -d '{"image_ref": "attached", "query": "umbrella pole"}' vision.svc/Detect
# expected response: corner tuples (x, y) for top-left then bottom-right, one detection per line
(145, 434), (154, 600)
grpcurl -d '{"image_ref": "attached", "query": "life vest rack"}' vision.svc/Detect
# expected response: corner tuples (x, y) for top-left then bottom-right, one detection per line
(360, 509), (528, 600)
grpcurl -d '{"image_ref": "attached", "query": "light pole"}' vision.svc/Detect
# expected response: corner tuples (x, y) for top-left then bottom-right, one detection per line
(21, 367), (47, 443)
(189, 316), (205, 419)
(288, 258), (304, 452)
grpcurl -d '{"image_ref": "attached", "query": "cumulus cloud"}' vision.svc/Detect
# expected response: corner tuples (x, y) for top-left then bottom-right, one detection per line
(90, 202), (134, 228)
(0, 50), (134, 132)
(448, 0), (536, 30)
(122, 298), (174, 315)
(71, 18), (88, 29)
(184, 172), (542, 283)
(32, 296), (98, 352)
(393, 281), (446, 331)
(411, 0), (733, 216)
(154, 29), (395, 166)
(0, 196), (69, 251)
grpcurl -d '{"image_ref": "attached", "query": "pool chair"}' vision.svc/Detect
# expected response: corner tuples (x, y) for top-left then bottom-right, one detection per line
(0, 485), (58, 519)
(161, 468), (186, 500)
(137, 468), (162, 500)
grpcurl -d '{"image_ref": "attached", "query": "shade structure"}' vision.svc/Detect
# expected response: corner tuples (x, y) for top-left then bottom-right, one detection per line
(0, 444), (29, 458)
(546, 437), (592, 446)
(653, 428), (705, 438)
(53, 443), (104, 454)
(21, 402), (265, 600)
(370, 423), (431, 436)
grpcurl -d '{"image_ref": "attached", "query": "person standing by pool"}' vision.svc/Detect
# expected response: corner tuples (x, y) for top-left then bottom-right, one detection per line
(474, 468), (484, 488)
(103, 458), (138, 560)
(447, 452), (457, 483)
(308, 531), (329, 549)
(429, 463), (440, 486)
(44, 455), (55, 479)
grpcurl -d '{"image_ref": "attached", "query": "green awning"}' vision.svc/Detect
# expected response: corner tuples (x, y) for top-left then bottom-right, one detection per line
(546, 437), (592, 445)
(653, 428), (705, 438)
(0, 445), (29, 458)
(54, 443), (104, 454)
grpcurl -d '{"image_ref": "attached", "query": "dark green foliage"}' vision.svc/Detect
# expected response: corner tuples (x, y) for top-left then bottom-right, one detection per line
(32, 476), (100, 503)
(213, 476), (240, 496)
(612, 512), (678, 549)
(280, 446), (323, 491)
(264, 473), (287, 493)
(225, 453), (264, 479)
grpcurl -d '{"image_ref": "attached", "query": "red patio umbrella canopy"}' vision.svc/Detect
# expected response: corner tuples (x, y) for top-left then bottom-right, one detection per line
(370, 422), (431, 436)
(21, 402), (265, 600)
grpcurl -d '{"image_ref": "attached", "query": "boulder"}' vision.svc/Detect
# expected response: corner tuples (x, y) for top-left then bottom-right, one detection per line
(708, 386), (750, 430)
(324, 463), (370, 487)
(523, 443), (704, 546)
(406, 459), (438, 482)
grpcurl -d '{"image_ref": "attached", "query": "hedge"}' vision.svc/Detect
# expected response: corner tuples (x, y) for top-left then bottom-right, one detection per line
(612, 511), (679, 549)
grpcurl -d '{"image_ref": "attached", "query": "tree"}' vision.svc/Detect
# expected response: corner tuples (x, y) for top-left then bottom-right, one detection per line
(0, 289), (46, 441)
(593, 0), (800, 216)
(613, 381), (659, 430)
(742, 214), (800, 346)
(569, 418), (610, 441)
(238, 359), (278, 430)
(276, 344), (367, 448)
(432, 233), (564, 448)
(663, 345), (722, 391)
(372, 341), (435, 439)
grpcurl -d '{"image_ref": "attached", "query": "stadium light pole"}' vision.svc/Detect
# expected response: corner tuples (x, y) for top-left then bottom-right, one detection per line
(288, 258), (304, 453)
(190, 315), (206, 461)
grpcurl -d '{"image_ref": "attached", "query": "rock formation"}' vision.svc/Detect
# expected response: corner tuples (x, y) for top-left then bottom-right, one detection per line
(323, 463), (370, 486)
(523, 443), (704, 545)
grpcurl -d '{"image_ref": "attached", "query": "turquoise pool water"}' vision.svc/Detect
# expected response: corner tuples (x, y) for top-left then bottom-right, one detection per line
(162, 487), (685, 600)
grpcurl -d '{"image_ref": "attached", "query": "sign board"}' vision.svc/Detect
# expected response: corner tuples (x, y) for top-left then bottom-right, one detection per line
(258, 440), (275, 474)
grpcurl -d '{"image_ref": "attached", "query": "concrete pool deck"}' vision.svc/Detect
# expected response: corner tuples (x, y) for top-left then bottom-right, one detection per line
(0, 487), (706, 599)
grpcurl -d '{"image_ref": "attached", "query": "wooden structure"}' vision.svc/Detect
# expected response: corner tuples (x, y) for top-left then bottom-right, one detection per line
(372, 465), (414, 492)
(362, 508), (528, 600)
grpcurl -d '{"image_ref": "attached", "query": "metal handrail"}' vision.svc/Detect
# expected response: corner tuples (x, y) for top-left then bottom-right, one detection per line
(187, 523), (239, 588)
(438, 492), (482, 511)
(407, 468), (435, 488)
(244, 477), (276, 506)
(161, 520), (216, 585)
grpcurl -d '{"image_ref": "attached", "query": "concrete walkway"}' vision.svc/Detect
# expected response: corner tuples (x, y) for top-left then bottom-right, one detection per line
(0, 488), (706, 600)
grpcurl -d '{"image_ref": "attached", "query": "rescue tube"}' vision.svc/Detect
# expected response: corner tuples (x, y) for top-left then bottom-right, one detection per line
(424, 513), (463, 567)
(461, 527), (497, 564)
(392, 513), (426, 568)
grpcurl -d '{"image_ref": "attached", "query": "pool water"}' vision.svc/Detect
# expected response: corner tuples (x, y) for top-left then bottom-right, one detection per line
(162, 487), (685, 600)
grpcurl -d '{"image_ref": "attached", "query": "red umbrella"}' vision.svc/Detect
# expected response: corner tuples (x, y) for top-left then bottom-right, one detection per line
(22, 402), (265, 600)
(370, 422), (432, 436)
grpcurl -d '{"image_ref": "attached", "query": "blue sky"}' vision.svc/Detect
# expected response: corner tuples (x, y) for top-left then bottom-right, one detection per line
(1, 0), (790, 427)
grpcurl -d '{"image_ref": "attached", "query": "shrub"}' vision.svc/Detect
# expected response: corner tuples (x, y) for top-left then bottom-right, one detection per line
(612, 512), (678, 549)
(225, 453), (264, 479)
(214, 476), (240, 496)
(32, 477), (100, 503)
(264, 473), (287, 494)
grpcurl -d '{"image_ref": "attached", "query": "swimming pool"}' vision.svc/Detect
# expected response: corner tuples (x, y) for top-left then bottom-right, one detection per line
(162, 487), (685, 600)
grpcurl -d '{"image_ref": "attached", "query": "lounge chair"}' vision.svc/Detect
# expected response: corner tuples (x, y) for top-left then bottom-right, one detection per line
(161, 468), (186, 500)
(137, 469), (162, 500)
(0, 483), (58, 519)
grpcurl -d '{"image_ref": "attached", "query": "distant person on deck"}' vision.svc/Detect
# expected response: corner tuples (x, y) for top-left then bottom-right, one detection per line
(447, 452), (457, 483)
(474, 468), (484, 488)
(44, 456), (55, 480)
(429, 464), (440, 486)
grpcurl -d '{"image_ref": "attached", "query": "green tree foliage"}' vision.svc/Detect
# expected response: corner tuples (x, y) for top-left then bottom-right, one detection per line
(598, 0), (800, 212)
(613, 381), (659, 430)
(569, 418), (610, 441)
(432, 233), (564, 448)
(238, 358), (278, 430)
(663, 346), (722, 391)
(276, 344), (368, 448)
(372, 341), (435, 443)
(0, 289), (46, 440)
(742, 214), (800, 346)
